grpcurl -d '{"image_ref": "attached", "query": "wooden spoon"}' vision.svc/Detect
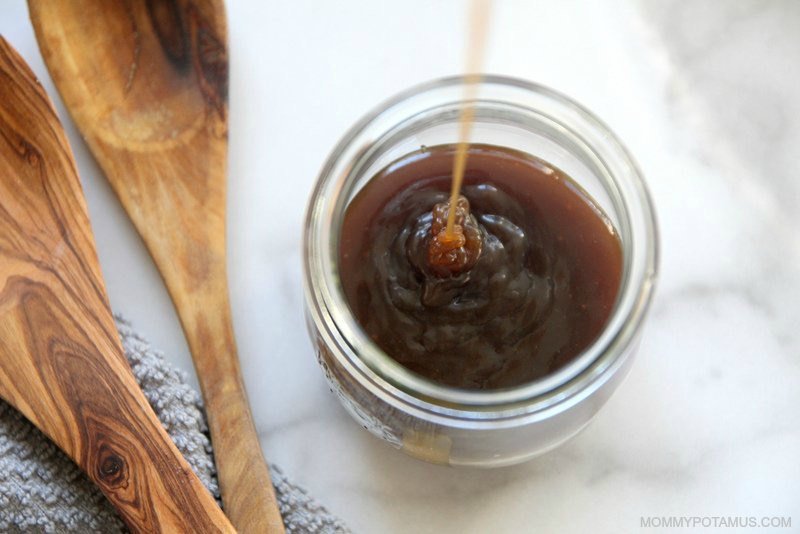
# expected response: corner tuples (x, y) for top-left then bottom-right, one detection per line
(0, 36), (234, 534)
(28, 0), (283, 533)
(28, 2), (285, 532)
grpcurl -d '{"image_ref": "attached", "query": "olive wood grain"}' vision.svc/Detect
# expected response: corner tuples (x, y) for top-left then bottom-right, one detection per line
(0, 36), (234, 533)
(28, 2), (284, 532)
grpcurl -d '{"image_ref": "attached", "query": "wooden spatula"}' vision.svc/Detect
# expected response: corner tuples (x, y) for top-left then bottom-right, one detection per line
(0, 36), (234, 534)
(28, 2), (285, 532)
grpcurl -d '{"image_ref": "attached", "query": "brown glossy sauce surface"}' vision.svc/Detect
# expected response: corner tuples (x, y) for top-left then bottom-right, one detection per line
(340, 144), (623, 390)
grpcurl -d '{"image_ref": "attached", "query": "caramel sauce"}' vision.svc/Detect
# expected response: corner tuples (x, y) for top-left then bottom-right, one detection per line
(340, 144), (623, 389)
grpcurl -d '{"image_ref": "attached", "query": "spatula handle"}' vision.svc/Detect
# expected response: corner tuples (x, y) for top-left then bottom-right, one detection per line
(0, 37), (234, 534)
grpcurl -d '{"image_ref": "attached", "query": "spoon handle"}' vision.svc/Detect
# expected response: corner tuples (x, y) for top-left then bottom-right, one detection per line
(177, 284), (286, 534)
(0, 37), (234, 534)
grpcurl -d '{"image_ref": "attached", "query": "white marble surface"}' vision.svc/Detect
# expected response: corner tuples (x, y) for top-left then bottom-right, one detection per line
(2, 1), (799, 532)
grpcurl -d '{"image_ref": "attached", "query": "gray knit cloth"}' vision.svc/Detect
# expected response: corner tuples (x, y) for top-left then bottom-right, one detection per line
(0, 317), (349, 534)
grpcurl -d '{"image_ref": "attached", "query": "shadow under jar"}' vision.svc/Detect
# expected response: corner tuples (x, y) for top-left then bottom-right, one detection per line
(304, 76), (658, 467)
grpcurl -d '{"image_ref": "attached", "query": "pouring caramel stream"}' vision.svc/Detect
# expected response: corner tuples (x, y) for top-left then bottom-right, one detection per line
(444, 0), (492, 237)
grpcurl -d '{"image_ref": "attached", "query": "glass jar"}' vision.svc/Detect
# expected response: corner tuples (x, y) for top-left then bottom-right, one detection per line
(303, 76), (658, 467)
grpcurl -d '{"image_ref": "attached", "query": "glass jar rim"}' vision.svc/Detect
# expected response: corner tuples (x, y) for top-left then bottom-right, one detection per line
(304, 75), (658, 415)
